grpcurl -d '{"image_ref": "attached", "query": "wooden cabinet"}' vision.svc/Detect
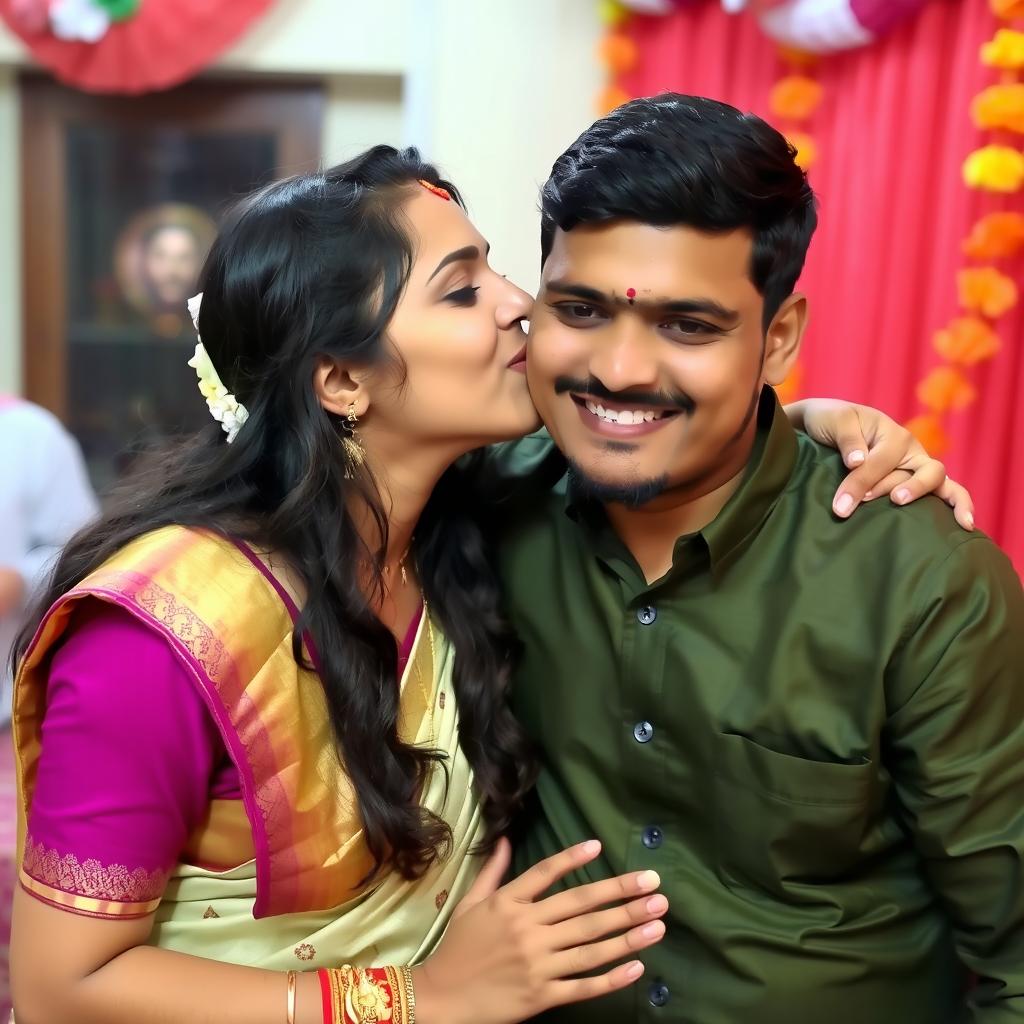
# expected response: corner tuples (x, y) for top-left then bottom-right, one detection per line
(20, 75), (323, 491)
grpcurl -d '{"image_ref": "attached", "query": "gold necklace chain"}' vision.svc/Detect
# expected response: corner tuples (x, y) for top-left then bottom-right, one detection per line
(382, 545), (412, 586)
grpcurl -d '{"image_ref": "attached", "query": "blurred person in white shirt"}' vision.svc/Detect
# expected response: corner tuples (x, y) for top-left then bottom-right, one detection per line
(0, 397), (98, 724)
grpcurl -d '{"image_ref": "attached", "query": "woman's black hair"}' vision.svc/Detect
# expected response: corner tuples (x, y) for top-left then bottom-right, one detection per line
(14, 145), (536, 882)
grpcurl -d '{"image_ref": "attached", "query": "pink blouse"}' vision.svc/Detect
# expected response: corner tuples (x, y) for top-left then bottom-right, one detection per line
(23, 555), (423, 902)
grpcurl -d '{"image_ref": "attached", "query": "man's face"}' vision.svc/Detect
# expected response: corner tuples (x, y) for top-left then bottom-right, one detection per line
(142, 225), (201, 307)
(527, 220), (797, 507)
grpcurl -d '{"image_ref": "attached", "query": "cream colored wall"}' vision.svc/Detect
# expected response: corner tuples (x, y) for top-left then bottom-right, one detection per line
(324, 74), (404, 163)
(216, 0), (408, 75)
(425, 0), (603, 296)
(0, 0), (602, 394)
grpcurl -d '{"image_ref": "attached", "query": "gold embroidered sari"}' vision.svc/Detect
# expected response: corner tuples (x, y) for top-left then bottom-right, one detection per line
(14, 526), (485, 969)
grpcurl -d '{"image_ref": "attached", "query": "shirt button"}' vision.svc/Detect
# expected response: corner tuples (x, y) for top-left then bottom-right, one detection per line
(648, 981), (670, 1007)
(637, 605), (657, 625)
(642, 825), (663, 850)
(633, 720), (654, 744)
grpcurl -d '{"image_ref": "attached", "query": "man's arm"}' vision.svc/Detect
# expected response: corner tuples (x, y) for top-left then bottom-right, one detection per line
(886, 538), (1024, 1020)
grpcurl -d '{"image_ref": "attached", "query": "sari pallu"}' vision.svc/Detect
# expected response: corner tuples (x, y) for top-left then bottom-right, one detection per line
(13, 526), (485, 969)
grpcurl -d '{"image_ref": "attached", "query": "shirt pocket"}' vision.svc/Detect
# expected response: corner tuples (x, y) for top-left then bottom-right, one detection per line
(713, 731), (875, 895)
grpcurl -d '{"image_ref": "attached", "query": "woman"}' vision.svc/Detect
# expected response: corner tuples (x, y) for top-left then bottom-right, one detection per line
(9, 147), (968, 1024)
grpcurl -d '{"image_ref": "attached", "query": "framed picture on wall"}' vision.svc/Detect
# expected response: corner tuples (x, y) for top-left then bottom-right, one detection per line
(20, 75), (324, 493)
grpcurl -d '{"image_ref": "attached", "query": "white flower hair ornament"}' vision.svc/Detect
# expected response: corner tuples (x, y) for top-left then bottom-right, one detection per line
(185, 292), (249, 444)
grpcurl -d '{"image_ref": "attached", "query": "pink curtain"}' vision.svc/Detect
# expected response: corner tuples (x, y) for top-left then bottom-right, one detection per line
(620, 0), (1024, 572)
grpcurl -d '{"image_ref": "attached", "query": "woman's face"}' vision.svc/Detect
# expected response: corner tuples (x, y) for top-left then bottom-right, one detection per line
(358, 186), (540, 463)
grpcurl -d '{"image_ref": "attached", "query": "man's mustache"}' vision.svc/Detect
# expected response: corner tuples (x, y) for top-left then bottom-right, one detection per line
(554, 376), (696, 415)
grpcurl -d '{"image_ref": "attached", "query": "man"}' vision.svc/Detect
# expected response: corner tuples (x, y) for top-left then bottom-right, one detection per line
(493, 95), (1023, 1021)
(140, 222), (202, 311)
(0, 397), (97, 723)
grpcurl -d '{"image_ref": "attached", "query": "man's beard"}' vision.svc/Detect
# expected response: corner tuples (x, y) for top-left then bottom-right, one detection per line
(555, 375), (693, 507)
(563, 380), (766, 509)
(567, 459), (670, 508)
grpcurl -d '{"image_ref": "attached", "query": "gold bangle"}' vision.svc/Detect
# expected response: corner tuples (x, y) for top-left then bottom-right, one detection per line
(286, 969), (297, 1024)
(330, 966), (350, 1024)
(399, 965), (416, 1024)
(383, 966), (405, 1024)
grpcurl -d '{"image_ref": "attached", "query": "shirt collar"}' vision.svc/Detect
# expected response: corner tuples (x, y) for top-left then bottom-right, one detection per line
(701, 387), (798, 574)
(566, 387), (798, 580)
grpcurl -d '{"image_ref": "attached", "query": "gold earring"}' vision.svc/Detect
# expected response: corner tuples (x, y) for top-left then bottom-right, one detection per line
(341, 403), (365, 479)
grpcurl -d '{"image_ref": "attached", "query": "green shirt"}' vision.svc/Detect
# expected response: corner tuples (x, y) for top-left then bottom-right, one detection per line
(487, 391), (1024, 1024)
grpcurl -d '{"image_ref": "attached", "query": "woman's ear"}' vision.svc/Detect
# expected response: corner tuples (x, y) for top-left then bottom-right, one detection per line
(312, 356), (371, 419)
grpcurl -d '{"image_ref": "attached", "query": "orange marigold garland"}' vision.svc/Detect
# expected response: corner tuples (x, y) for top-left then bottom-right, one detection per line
(907, 1), (1023, 455)
(957, 266), (1019, 318)
(768, 49), (821, 400)
(905, 414), (951, 456)
(991, 0), (1024, 20)
(786, 131), (819, 173)
(971, 82), (1024, 132)
(916, 365), (978, 413)
(933, 316), (1003, 366)
(597, 2), (635, 114)
(600, 30), (639, 76)
(981, 27), (1024, 69)
(963, 210), (1024, 258)
(963, 144), (1024, 191)
(770, 75), (824, 121)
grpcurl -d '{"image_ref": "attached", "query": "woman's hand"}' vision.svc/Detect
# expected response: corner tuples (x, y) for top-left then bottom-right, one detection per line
(785, 399), (975, 530)
(412, 838), (667, 1024)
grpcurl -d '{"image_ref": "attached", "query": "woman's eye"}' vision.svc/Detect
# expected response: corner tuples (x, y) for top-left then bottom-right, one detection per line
(445, 286), (480, 307)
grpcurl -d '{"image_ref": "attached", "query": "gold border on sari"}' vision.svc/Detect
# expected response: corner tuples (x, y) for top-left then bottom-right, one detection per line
(13, 526), (438, 919)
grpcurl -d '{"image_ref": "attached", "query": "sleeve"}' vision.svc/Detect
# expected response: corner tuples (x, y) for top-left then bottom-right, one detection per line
(22, 600), (225, 919)
(15, 411), (98, 598)
(885, 536), (1024, 1020)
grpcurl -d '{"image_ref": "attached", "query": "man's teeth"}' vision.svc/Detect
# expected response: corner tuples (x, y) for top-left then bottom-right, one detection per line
(584, 400), (664, 425)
